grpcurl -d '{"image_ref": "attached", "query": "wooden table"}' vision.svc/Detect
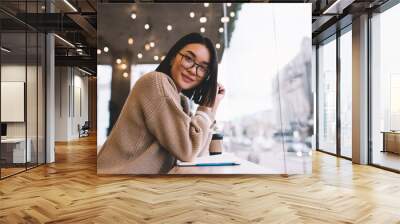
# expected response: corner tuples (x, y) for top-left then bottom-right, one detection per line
(382, 131), (400, 154)
(168, 153), (278, 174)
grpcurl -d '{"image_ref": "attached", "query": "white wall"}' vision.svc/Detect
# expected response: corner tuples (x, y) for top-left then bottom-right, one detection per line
(55, 67), (89, 141)
(1, 82), (24, 122)
(55, 67), (69, 141)
(1, 65), (35, 138)
(72, 72), (89, 138)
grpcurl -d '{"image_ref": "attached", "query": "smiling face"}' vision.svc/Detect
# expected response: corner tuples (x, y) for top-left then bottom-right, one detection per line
(170, 43), (210, 91)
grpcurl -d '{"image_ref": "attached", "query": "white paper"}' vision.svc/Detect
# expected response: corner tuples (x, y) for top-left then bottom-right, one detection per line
(176, 153), (240, 166)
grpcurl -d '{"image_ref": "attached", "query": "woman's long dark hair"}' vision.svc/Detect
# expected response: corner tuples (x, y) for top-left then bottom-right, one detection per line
(156, 32), (218, 107)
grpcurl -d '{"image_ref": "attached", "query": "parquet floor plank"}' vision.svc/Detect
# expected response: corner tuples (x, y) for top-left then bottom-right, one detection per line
(0, 135), (399, 223)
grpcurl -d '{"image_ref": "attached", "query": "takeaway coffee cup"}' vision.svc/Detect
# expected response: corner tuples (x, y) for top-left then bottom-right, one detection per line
(209, 133), (224, 155)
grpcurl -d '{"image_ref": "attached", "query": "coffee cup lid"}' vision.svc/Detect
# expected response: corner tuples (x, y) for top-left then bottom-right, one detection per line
(212, 133), (224, 140)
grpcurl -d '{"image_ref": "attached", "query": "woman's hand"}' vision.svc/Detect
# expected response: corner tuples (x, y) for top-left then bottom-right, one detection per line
(212, 83), (225, 113)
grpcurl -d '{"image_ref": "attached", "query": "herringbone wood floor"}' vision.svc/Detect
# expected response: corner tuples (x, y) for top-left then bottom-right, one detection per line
(1, 135), (400, 223)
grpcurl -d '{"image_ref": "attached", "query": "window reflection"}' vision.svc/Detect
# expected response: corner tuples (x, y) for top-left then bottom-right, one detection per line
(340, 28), (352, 158)
(216, 4), (312, 173)
(371, 4), (400, 171)
(317, 36), (337, 155)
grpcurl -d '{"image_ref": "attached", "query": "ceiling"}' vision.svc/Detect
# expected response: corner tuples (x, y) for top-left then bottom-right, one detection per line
(0, 0), (97, 73)
(310, 0), (389, 43)
(1, 0), (394, 75)
(97, 3), (240, 65)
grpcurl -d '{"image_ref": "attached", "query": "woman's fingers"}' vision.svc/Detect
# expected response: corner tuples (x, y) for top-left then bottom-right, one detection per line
(218, 84), (225, 95)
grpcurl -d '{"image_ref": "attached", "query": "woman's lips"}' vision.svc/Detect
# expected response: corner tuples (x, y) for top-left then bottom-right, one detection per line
(181, 73), (195, 83)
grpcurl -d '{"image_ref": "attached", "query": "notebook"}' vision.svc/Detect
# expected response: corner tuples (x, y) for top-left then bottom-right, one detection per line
(176, 153), (241, 167)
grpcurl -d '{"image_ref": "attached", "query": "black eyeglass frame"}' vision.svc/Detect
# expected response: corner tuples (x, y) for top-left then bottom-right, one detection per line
(178, 52), (209, 79)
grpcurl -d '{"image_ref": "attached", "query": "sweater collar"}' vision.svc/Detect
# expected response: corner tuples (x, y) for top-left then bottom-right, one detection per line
(163, 72), (181, 94)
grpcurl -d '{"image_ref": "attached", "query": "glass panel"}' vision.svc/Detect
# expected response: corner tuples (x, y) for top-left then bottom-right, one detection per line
(0, 1), (46, 178)
(38, 32), (45, 165)
(317, 36), (337, 154)
(371, 4), (400, 171)
(213, 4), (313, 174)
(0, 8), (2, 179)
(26, 0), (39, 169)
(27, 30), (38, 169)
(340, 28), (352, 158)
(1, 30), (28, 177)
(312, 45), (317, 151)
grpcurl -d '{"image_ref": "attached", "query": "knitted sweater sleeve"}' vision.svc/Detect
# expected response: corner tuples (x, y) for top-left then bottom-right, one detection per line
(138, 72), (215, 162)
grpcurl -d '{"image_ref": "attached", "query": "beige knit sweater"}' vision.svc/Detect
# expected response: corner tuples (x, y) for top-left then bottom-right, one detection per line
(97, 71), (215, 174)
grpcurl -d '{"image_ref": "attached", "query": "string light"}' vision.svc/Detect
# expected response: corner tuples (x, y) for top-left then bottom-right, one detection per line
(97, 49), (102, 54)
(200, 27), (205, 33)
(219, 27), (224, 33)
(154, 55), (159, 61)
(215, 43), (221, 49)
(137, 53), (143, 59)
(116, 58), (122, 64)
(200, 16), (207, 23)
(230, 12), (235, 17)
(150, 42), (155, 48)
(103, 46), (109, 52)
(221, 16), (230, 23)
(204, 3), (209, 7)
(144, 24), (150, 30)
(189, 12), (195, 18)
(131, 13), (137, 20)
(123, 72), (129, 78)
(128, 37), (134, 45)
(167, 25), (172, 31)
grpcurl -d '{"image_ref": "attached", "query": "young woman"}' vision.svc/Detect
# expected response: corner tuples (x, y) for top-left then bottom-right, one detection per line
(97, 33), (225, 174)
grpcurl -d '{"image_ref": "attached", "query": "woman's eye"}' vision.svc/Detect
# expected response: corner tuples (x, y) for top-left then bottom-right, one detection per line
(185, 55), (193, 61)
(199, 66), (207, 72)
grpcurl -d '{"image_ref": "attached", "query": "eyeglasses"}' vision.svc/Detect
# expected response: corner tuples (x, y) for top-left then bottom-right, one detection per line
(178, 52), (209, 79)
